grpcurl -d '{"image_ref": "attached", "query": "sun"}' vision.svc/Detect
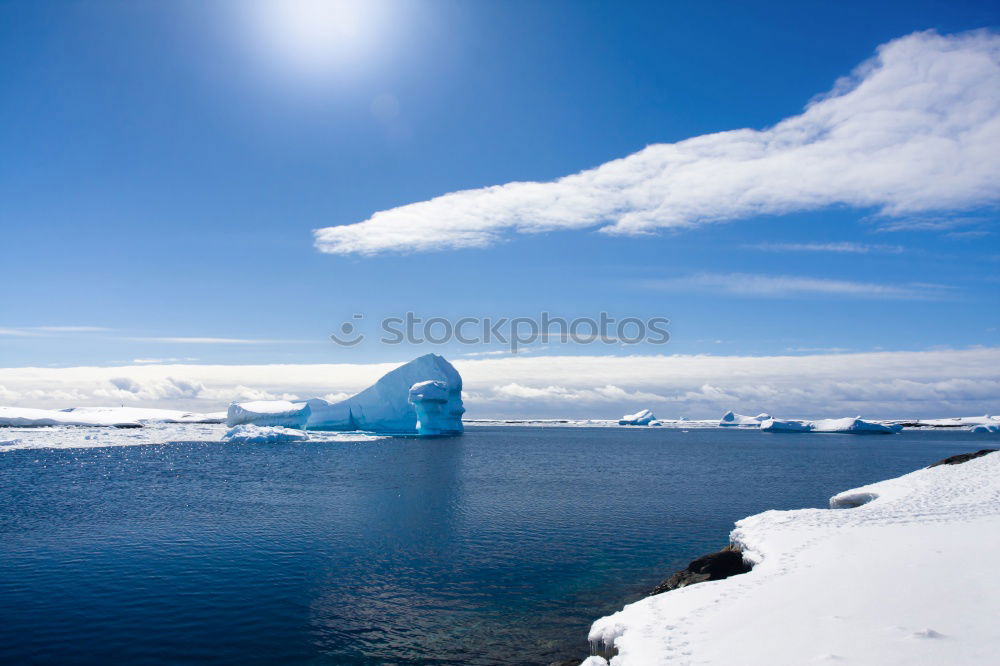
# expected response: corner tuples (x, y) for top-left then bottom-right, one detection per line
(241, 0), (384, 78)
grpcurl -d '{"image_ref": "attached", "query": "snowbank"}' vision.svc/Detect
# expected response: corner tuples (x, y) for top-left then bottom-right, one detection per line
(222, 424), (309, 444)
(619, 409), (656, 426)
(586, 451), (1000, 665)
(718, 411), (770, 427)
(225, 400), (311, 428)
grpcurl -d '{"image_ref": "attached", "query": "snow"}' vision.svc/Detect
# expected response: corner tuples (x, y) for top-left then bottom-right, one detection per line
(718, 411), (771, 427)
(222, 424), (309, 444)
(0, 406), (225, 428)
(0, 422), (388, 452)
(225, 400), (311, 428)
(586, 451), (1000, 665)
(61, 406), (226, 424)
(619, 409), (656, 426)
(915, 415), (999, 428)
(0, 406), (143, 428)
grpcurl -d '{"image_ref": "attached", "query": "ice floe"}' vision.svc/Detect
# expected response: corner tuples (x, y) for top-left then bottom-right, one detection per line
(222, 424), (309, 444)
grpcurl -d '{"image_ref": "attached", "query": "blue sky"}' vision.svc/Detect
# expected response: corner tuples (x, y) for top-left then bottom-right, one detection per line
(1, 0), (998, 377)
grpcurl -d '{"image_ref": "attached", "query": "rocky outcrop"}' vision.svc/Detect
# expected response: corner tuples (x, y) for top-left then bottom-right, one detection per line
(650, 544), (752, 595)
(928, 448), (997, 467)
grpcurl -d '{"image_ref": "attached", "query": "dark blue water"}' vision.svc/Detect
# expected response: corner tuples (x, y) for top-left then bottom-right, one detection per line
(0, 427), (983, 665)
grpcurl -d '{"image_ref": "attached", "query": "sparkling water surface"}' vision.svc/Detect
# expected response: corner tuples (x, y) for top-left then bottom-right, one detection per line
(0, 426), (983, 664)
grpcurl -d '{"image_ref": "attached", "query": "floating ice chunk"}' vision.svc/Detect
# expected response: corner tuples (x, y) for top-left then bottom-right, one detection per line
(619, 409), (656, 425)
(222, 424), (309, 444)
(719, 410), (771, 427)
(811, 417), (902, 434)
(408, 380), (463, 435)
(760, 418), (813, 433)
(970, 424), (1000, 433)
(303, 354), (464, 435)
(0, 406), (142, 428)
(225, 400), (311, 428)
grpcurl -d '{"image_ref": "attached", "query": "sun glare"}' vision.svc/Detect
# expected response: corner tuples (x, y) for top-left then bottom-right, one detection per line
(242, 0), (383, 78)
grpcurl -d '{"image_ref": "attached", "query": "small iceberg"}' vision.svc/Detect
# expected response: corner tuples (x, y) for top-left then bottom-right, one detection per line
(222, 424), (309, 444)
(619, 409), (656, 426)
(719, 411), (771, 427)
(970, 424), (1000, 433)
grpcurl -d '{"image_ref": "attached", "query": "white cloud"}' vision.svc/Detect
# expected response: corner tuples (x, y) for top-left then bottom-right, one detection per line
(314, 30), (1000, 255)
(34, 326), (109, 332)
(640, 273), (948, 299)
(131, 358), (200, 364)
(748, 242), (905, 254)
(0, 348), (997, 419)
(0, 328), (43, 337)
(126, 337), (301, 345)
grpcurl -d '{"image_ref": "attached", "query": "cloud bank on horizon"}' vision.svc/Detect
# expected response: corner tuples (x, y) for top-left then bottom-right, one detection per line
(1, 348), (997, 419)
(314, 30), (1000, 255)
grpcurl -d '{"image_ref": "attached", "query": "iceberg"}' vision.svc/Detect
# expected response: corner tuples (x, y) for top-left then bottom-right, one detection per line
(227, 354), (464, 435)
(225, 400), (311, 428)
(719, 410), (771, 427)
(759, 418), (812, 433)
(619, 409), (656, 426)
(811, 416), (902, 434)
(222, 424), (309, 444)
(758, 416), (902, 434)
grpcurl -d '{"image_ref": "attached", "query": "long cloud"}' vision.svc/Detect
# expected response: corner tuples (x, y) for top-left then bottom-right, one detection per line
(1, 348), (998, 419)
(314, 30), (1000, 255)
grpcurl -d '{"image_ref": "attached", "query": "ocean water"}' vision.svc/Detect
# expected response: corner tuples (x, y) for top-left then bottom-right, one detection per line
(0, 426), (985, 665)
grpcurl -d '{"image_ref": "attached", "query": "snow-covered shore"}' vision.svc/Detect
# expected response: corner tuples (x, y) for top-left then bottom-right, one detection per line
(584, 450), (1000, 665)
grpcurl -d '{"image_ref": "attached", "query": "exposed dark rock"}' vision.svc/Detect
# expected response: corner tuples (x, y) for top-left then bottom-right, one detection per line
(650, 544), (752, 595)
(928, 448), (997, 467)
(548, 661), (584, 666)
